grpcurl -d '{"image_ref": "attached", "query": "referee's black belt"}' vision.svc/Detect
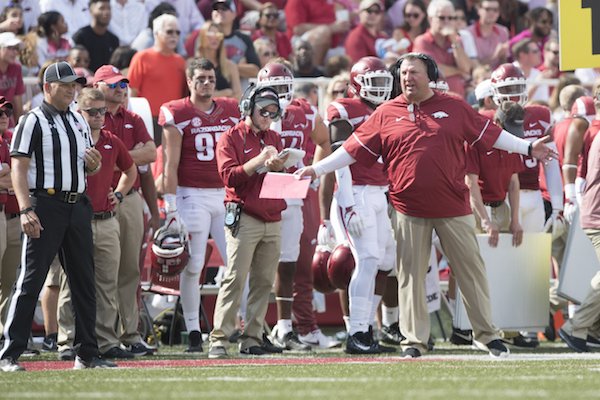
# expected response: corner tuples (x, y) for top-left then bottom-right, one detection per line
(32, 190), (84, 204)
(93, 211), (116, 220)
(484, 201), (504, 208)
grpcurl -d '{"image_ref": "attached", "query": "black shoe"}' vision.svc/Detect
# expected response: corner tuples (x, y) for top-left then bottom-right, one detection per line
(505, 333), (539, 348)
(21, 348), (40, 357)
(559, 328), (589, 353)
(484, 339), (510, 358)
(380, 323), (404, 345)
(101, 347), (135, 359)
(369, 327), (396, 353)
(73, 356), (117, 369)
(0, 357), (25, 372)
(345, 331), (379, 354)
(450, 326), (473, 345)
(126, 341), (156, 357)
(239, 345), (267, 356)
(587, 334), (600, 348)
(400, 347), (421, 358)
(262, 333), (283, 353)
(544, 312), (556, 341)
(58, 348), (76, 361)
(427, 335), (435, 351)
(185, 330), (203, 353)
(42, 333), (58, 352)
(274, 331), (312, 351)
(228, 329), (242, 343)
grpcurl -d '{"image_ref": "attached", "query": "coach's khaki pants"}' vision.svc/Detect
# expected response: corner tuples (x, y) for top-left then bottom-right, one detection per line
(561, 229), (600, 340)
(210, 213), (281, 350)
(92, 217), (122, 353)
(393, 212), (499, 353)
(115, 192), (143, 345)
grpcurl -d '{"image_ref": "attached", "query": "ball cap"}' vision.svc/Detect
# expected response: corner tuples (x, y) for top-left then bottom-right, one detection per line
(495, 101), (525, 138)
(359, 0), (383, 11)
(212, 0), (236, 12)
(474, 79), (493, 101)
(44, 61), (87, 85)
(93, 64), (129, 85)
(254, 89), (280, 109)
(0, 96), (13, 110)
(0, 32), (21, 48)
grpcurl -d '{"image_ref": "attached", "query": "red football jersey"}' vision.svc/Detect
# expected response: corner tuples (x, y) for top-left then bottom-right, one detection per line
(326, 97), (387, 186)
(580, 119), (600, 179)
(519, 104), (552, 191)
(277, 104), (311, 172)
(290, 98), (318, 163)
(158, 97), (241, 188)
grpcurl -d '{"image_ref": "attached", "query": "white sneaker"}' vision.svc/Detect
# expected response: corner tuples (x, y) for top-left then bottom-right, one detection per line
(298, 329), (342, 349)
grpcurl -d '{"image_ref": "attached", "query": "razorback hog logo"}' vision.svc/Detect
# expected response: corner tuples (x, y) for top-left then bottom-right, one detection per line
(432, 111), (449, 119)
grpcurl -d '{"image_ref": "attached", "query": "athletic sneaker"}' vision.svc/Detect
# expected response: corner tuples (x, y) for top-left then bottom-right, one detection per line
(261, 333), (284, 353)
(42, 333), (58, 352)
(0, 357), (25, 372)
(345, 331), (379, 354)
(208, 345), (228, 359)
(587, 335), (600, 348)
(450, 326), (473, 345)
(504, 333), (539, 348)
(239, 345), (267, 356)
(298, 329), (342, 349)
(58, 348), (76, 361)
(400, 347), (421, 358)
(380, 323), (404, 345)
(475, 339), (510, 358)
(101, 347), (135, 359)
(273, 331), (311, 351)
(559, 329), (589, 353)
(185, 330), (203, 353)
(127, 340), (156, 356)
(369, 327), (396, 353)
(73, 356), (117, 369)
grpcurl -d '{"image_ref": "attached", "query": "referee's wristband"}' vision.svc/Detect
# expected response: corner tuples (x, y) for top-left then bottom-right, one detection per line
(19, 207), (33, 215)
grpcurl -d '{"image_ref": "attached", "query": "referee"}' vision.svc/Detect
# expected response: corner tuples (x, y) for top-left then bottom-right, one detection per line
(0, 61), (114, 371)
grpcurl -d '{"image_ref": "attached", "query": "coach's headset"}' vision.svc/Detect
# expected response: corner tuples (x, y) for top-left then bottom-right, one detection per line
(388, 52), (439, 98)
(239, 83), (282, 122)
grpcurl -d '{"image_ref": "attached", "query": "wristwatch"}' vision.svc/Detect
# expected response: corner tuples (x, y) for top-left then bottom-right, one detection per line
(114, 191), (124, 203)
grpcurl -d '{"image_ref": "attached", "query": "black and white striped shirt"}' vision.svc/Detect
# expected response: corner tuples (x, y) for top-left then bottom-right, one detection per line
(10, 102), (93, 193)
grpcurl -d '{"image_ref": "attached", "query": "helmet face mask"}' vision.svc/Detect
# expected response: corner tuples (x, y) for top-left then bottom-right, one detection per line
(491, 63), (528, 106)
(351, 57), (393, 105)
(151, 227), (189, 277)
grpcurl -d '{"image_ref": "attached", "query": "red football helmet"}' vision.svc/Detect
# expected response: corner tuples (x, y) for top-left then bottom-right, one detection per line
(151, 225), (189, 276)
(256, 62), (294, 107)
(327, 243), (355, 290)
(490, 63), (527, 106)
(571, 96), (595, 122)
(350, 56), (393, 105)
(312, 246), (336, 293)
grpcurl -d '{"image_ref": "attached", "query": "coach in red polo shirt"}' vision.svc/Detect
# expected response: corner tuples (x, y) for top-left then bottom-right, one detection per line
(77, 87), (137, 359)
(345, 0), (388, 63)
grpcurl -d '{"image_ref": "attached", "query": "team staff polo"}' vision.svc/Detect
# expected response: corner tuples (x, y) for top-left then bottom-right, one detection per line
(159, 97), (240, 188)
(466, 147), (523, 203)
(10, 102), (93, 192)
(343, 92), (502, 218)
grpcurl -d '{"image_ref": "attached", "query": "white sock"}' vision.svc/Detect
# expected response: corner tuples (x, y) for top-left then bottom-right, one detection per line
(343, 315), (351, 332)
(369, 294), (382, 328)
(349, 300), (370, 335)
(277, 319), (292, 338)
(381, 305), (399, 327)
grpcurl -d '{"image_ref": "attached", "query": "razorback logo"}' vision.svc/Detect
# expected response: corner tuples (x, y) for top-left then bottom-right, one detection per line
(432, 111), (449, 119)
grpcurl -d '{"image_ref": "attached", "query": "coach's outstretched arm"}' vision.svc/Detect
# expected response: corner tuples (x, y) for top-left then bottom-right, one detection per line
(295, 147), (356, 181)
(492, 130), (558, 162)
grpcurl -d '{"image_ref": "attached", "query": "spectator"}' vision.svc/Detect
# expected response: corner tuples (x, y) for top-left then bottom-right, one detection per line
(73, 0), (120, 72)
(40, 0), (90, 39)
(324, 55), (350, 78)
(253, 37), (278, 68)
(496, 0), (527, 37)
(109, 45), (136, 75)
(388, 0), (428, 55)
(251, 3), (291, 60)
(66, 45), (90, 69)
(345, 0), (388, 63)
(323, 72), (350, 107)
(0, 32), (24, 123)
(128, 13), (187, 137)
(466, 0), (509, 70)
(454, 7), (478, 66)
(548, 74), (580, 119)
(0, 4), (24, 35)
(294, 81), (319, 107)
(0, 0), (39, 33)
(144, 0), (204, 42)
(109, 0), (148, 46)
(413, 0), (471, 97)
(508, 7), (554, 64)
(512, 38), (546, 102)
(536, 39), (561, 99)
(130, 2), (184, 56)
(211, 0), (260, 80)
(452, 0), (478, 26)
(285, 0), (349, 67)
(574, 68), (600, 88)
(186, 22), (242, 99)
(291, 39), (324, 78)
(474, 78), (496, 115)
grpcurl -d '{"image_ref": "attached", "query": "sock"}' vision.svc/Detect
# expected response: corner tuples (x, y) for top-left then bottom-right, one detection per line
(348, 301), (370, 335)
(343, 315), (351, 332)
(381, 305), (399, 327)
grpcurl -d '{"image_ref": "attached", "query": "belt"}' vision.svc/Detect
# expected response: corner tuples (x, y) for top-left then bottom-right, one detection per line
(484, 200), (504, 208)
(32, 190), (84, 204)
(93, 211), (116, 220)
(6, 213), (19, 220)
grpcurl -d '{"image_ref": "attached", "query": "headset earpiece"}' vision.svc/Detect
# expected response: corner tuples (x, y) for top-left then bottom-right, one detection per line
(239, 83), (257, 117)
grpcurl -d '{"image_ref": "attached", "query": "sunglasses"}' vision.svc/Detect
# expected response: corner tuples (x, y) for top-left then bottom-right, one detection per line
(214, 6), (230, 12)
(481, 7), (499, 12)
(82, 107), (106, 117)
(165, 29), (181, 36)
(365, 8), (382, 14)
(263, 12), (279, 19)
(436, 15), (457, 21)
(104, 81), (128, 89)
(331, 89), (346, 96)
(0, 108), (12, 118)
(404, 12), (421, 19)
(258, 107), (279, 119)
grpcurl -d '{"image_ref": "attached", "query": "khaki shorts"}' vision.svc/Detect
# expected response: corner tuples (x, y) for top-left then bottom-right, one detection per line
(44, 257), (63, 287)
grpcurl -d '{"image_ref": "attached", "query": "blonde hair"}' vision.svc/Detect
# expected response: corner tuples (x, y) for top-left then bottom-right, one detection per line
(195, 21), (231, 83)
(77, 87), (105, 108)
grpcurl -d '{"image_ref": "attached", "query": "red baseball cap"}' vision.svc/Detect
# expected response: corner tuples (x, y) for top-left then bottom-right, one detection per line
(93, 65), (129, 85)
(0, 96), (13, 110)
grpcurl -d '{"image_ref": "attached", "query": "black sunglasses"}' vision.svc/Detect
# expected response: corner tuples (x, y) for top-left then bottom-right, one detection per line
(82, 107), (106, 117)
(264, 12), (279, 19)
(258, 107), (279, 119)
(436, 15), (457, 21)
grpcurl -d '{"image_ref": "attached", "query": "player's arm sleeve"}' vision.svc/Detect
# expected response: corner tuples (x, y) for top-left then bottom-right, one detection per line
(312, 147), (356, 178)
(491, 130), (530, 155)
(543, 141), (564, 210)
(334, 166), (355, 208)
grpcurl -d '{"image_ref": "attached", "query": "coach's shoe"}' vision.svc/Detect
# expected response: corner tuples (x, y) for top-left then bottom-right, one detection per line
(450, 326), (473, 345)
(276, 331), (312, 351)
(559, 329), (589, 353)
(475, 339), (510, 359)
(298, 329), (342, 349)
(369, 327), (396, 353)
(400, 347), (421, 359)
(185, 330), (203, 353)
(504, 333), (539, 348)
(127, 340), (156, 356)
(42, 333), (58, 352)
(58, 348), (76, 361)
(208, 345), (228, 359)
(380, 323), (404, 346)
(0, 357), (25, 372)
(101, 347), (135, 359)
(345, 331), (379, 354)
(239, 345), (267, 356)
(73, 356), (117, 369)
(262, 333), (284, 353)
(587, 334), (600, 348)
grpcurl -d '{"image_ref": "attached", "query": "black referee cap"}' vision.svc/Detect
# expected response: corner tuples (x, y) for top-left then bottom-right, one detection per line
(44, 61), (87, 85)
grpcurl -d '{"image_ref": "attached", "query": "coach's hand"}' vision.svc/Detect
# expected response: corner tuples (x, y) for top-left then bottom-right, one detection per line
(294, 166), (317, 181)
(530, 136), (559, 163)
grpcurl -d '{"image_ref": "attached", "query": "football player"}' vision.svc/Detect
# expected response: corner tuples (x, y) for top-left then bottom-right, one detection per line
(324, 56), (397, 354)
(159, 58), (241, 353)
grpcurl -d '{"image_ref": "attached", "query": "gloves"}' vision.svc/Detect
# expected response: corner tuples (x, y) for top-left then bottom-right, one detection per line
(563, 202), (578, 225)
(163, 193), (186, 235)
(343, 206), (364, 237)
(544, 209), (567, 240)
(317, 220), (335, 248)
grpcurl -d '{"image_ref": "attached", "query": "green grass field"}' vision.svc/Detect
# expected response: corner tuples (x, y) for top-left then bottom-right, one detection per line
(2, 342), (599, 400)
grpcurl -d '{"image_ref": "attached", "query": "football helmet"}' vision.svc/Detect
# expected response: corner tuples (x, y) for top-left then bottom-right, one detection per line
(312, 246), (336, 293)
(327, 243), (355, 290)
(256, 62), (294, 110)
(490, 63), (528, 106)
(350, 56), (393, 105)
(571, 96), (595, 122)
(151, 224), (190, 276)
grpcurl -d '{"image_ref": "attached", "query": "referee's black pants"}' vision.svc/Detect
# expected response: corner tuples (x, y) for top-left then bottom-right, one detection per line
(0, 194), (99, 361)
